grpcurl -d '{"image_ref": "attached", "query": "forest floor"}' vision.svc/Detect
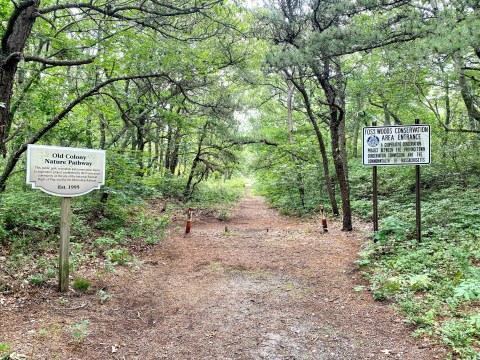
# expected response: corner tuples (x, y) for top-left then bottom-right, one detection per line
(0, 190), (448, 359)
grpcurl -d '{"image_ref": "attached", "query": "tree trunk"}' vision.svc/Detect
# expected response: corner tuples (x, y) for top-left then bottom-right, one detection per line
(153, 126), (160, 171)
(314, 58), (352, 230)
(454, 54), (480, 127)
(352, 97), (364, 158)
(168, 129), (181, 175)
(286, 82), (305, 209)
(184, 122), (209, 197)
(136, 116), (146, 175)
(169, 142), (180, 175)
(330, 120), (352, 230)
(289, 74), (339, 215)
(165, 126), (172, 171)
(86, 117), (93, 148)
(382, 99), (391, 125)
(0, 0), (39, 154)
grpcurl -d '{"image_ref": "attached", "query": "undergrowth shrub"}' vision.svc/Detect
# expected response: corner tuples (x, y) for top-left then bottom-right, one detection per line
(72, 278), (90, 292)
(191, 179), (245, 206)
(358, 166), (480, 357)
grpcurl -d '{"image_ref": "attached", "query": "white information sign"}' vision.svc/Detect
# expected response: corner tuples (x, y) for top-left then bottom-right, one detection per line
(362, 125), (431, 166)
(26, 144), (106, 197)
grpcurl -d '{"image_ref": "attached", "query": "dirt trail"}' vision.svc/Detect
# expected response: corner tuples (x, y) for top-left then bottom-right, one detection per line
(1, 192), (446, 359)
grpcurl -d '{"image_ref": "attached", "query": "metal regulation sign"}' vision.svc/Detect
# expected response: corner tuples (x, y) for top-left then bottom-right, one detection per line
(26, 144), (106, 197)
(362, 125), (431, 166)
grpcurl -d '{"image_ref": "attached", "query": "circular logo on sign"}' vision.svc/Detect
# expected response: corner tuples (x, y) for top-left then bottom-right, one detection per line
(367, 135), (380, 147)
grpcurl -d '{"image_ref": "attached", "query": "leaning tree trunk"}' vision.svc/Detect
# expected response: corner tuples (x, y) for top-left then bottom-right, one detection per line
(454, 54), (480, 127)
(286, 82), (305, 209)
(288, 75), (339, 215)
(184, 122), (209, 198)
(330, 117), (352, 231)
(0, 0), (39, 154)
(314, 59), (352, 231)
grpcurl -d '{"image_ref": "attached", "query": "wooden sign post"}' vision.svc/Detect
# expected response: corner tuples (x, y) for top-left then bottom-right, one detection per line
(26, 145), (106, 292)
(59, 197), (72, 292)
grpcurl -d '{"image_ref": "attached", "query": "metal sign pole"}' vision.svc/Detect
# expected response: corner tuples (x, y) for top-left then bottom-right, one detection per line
(372, 121), (379, 239)
(415, 119), (422, 242)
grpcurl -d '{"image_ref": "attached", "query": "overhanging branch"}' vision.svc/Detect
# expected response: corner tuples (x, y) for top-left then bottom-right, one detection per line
(24, 55), (96, 67)
(0, 73), (176, 188)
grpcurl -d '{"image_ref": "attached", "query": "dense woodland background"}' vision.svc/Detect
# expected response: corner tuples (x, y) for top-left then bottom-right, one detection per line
(1, 0), (479, 357)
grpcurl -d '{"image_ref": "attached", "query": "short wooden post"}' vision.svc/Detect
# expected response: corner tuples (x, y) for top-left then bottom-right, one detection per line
(59, 197), (72, 292)
(185, 207), (193, 234)
(319, 205), (328, 232)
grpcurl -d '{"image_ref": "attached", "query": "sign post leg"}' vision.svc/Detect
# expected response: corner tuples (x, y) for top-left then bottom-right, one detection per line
(59, 197), (72, 292)
(373, 166), (379, 232)
(372, 121), (379, 240)
(416, 164), (421, 242)
(415, 119), (422, 243)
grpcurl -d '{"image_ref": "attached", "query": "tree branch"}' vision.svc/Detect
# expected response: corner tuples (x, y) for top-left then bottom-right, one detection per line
(2, 52), (22, 67)
(0, 73), (175, 189)
(1, 120), (25, 145)
(39, 1), (222, 18)
(23, 55), (95, 67)
(231, 138), (308, 162)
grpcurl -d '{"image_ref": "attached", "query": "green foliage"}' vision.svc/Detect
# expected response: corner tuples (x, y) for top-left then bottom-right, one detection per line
(71, 320), (90, 341)
(373, 216), (408, 244)
(94, 237), (117, 249)
(438, 319), (477, 353)
(217, 210), (229, 221)
(72, 278), (90, 292)
(104, 151), (160, 203)
(98, 289), (112, 304)
(254, 155), (331, 216)
(28, 275), (45, 286)
(359, 165), (480, 357)
(190, 179), (245, 206)
(43, 268), (56, 279)
(408, 274), (433, 292)
(0, 343), (11, 354)
(0, 192), (58, 242)
(145, 174), (187, 199)
(453, 276), (480, 301)
(104, 248), (131, 265)
(370, 275), (402, 301)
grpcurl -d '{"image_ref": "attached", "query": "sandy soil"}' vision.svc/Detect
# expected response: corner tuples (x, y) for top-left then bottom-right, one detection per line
(0, 192), (447, 359)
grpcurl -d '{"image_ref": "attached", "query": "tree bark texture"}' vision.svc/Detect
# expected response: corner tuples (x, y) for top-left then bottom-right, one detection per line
(286, 83), (305, 209)
(184, 122), (209, 197)
(0, 0), (39, 151)
(289, 75), (339, 216)
(313, 59), (352, 231)
(454, 54), (480, 126)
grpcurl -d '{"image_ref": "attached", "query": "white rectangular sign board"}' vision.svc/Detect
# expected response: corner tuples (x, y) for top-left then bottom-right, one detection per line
(362, 125), (431, 166)
(26, 144), (106, 197)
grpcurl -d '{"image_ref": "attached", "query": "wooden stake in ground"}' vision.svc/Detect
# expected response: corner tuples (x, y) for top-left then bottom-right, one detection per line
(185, 207), (194, 234)
(59, 197), (72, 292)
(319, 205), (328, 232)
